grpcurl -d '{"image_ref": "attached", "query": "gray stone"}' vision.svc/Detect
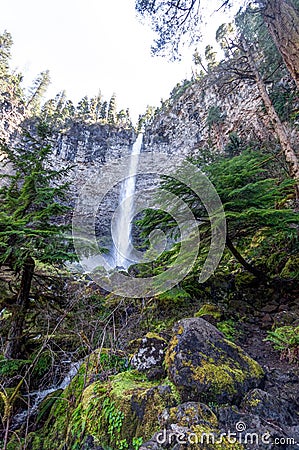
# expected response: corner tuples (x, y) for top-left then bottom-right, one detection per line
(166, 318), (264, 404)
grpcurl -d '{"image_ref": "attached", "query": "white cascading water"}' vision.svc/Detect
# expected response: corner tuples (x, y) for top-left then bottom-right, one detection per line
(113, 133), (143, 268)
(11, 360), (82, 429)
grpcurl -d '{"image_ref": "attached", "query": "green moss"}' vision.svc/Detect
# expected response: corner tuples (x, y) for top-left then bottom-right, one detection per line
(225, 340), (264, 380)
(281, 255), (299, 279)
(144, 332), (167, 342)
(164, 335), (179, 369)
(217, 320), (239, 341)
(0, 358), (30, 378)
(190, 361), (245, 396)
(168, 402), (218, 428)
(195, 304), (222, 320)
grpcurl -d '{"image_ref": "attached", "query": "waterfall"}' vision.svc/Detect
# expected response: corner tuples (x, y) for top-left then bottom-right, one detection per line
(11, 360), (82, 430)
(113, 133), (143, 269)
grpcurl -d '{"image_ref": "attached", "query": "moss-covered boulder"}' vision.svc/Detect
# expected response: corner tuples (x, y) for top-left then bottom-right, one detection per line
(27, 364), (181, 449)
(165, 318), (264, 404)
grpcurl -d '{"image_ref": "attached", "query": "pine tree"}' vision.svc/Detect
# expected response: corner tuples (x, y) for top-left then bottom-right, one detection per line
(137, 149), (299, 279)
(76, 95), (90, 121)
(0, 31), (22, 100)
(27, 70), (50, 114)
(90, 90), (102, 122)
(0, 127), (75, 358)
(107, 93), (117, 124)
(135, 0), (299, 89)
(100, 101), (108, 121)
(0, 30), (13, 80)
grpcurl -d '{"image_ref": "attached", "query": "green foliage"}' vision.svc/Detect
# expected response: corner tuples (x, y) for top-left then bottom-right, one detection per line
(266, 326), (299, 351)
(0, 358), (29, 377)
(217, 319), (239, 341)
(0, 130), (76, 271)
(135, 0), (201, 58)
(27, 70), (51, 114)
(157, 286), (191, 306)
(102, 398), (126, 448)
(195, 304), (222, 320)
(0, 30), (23, 100)
(132, 436), (143, 450)
(108, 93), (117, 125)
(136, 147), (299, 281)
(206, 105), (226, 129)
(33, 350), (53, 378)
(98, 352), (128, 373)
(266, 326), (299, 362)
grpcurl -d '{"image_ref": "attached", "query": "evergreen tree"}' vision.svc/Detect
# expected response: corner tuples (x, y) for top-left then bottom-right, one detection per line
(107, 93), (117, 124)
(0, 30), (13, 80)
(100, 100), (108, 121)
(205, 45), (218, 71)
(90, 90), (102, 122)
(0, 30), (22, 100)
(135, 0), (299, 88)
(27, 70), (51, 114)
(0, 128), (75, 358)
(76, 95), (91, 121)
(137, 149), (299, 279)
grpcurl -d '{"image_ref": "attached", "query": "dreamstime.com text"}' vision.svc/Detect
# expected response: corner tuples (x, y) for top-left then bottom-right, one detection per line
(155, 422), (297, 447)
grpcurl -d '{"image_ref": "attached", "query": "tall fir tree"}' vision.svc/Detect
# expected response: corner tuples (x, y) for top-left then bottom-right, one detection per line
(27, 70), (50, 114)
(0, 128), (75, 358)
(107, 93), (117, 124)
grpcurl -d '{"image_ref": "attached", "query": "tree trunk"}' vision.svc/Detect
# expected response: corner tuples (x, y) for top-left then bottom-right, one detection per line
(260, 0), (299, 90)
(4, 256), (35, 359)
(226, 236), (266, 279)
(244, 38), (299, 196)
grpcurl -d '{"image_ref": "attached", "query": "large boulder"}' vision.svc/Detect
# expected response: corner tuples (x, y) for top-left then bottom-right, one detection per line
(165, 318), (264, 404)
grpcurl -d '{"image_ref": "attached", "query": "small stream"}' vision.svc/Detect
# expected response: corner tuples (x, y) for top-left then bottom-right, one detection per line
(11, 360), (82, 430)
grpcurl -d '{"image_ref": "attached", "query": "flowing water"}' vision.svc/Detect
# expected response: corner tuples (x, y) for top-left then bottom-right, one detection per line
(113, 133), (143, 269)
(11, 360), (82, 429)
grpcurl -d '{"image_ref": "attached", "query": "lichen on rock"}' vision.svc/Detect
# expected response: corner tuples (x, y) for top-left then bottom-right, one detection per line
(165, 318), (264, 404)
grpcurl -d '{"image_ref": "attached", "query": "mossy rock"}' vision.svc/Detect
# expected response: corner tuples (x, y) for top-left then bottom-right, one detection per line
(161, 401), (218, 428)
(281, 255), (299, 279)
(27, 364), (180, 449)
(165, 318), (264, 404)
(35, 389), (63, 427)
(130, 332), (168, 380)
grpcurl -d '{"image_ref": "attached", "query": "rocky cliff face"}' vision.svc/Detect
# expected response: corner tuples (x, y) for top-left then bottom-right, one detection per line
(142, 71), (298, 158)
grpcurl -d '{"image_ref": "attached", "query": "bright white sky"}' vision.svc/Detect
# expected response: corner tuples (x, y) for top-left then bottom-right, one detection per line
(0, 0), (241, 123)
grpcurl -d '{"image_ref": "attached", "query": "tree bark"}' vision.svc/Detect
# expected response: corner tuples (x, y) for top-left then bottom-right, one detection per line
(226, 236), (266, 279)
(259, 0), (299, 90)
(244, 38), (299, 196)
(4, 256), (35, 359)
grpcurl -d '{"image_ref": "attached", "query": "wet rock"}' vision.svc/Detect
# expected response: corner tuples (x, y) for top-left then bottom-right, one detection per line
(165, 318), (264, 404)
(241, 388), (297, 426)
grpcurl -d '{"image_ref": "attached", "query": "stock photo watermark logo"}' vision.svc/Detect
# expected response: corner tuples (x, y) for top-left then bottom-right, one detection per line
(156, 421), (297, 447)
(72, 152), (226, 297)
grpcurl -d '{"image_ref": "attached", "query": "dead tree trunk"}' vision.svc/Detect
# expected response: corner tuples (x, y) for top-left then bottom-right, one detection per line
(260, 0), (299, 90)
(244, 38), (299, 196)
